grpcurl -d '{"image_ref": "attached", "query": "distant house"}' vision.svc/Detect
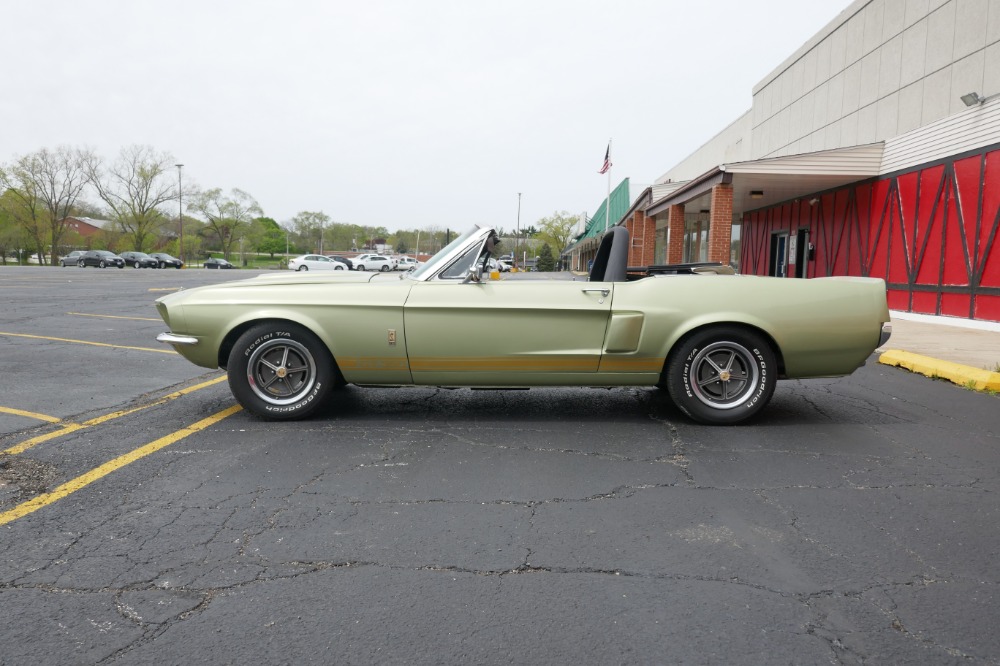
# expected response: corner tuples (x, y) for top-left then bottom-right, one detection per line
(63, 217), (114, 238)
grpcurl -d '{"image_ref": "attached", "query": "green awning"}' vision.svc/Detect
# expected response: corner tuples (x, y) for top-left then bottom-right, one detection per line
(579, 178), (630, 241)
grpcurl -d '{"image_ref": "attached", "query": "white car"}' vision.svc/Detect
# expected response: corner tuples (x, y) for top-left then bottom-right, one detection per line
(287, 254), (346, 271)
(353, 254), (393, 272)
(395, 256), (421, 270)
(486, 258), (511, 273)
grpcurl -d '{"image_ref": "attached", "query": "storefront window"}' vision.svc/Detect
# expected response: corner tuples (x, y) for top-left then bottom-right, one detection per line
(684, 218), (708, 263)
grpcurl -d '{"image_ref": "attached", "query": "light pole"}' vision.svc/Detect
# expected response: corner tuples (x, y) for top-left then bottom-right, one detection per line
(516, 192), (522, 270)
(415, 229), (421, 260)
(175, 163), (184, 265)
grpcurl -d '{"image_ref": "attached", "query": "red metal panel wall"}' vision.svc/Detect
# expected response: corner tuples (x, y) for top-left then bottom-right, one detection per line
(740, 144), (1000, 322)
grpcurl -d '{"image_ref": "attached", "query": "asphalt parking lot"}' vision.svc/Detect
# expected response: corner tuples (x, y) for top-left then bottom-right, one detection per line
(1, 265), (999, 665)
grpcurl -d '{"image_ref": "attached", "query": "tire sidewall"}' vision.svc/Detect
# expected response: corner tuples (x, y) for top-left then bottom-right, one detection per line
(666, 327), (776, 425)
(228, 323), (335, 420)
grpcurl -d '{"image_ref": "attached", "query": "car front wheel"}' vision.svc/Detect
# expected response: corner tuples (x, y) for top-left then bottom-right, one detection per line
(78, 261), (85, 268)
(380, 265), (389, 272)
(356, 265), (365, 271)
(227, 322), (338, 420)
(664, 326), (776, 425)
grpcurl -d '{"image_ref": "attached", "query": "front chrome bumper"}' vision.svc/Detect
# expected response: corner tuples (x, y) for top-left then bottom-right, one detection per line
(157, 332), (198, 346)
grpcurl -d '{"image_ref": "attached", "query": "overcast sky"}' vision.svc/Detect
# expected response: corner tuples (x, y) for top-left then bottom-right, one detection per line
(2, 1), (844, 232)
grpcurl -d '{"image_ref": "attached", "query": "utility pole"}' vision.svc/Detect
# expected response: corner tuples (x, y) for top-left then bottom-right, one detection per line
(175, 164), (184, 264)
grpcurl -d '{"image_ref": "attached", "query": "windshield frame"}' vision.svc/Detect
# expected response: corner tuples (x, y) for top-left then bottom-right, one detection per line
(407, 225), (492, 282)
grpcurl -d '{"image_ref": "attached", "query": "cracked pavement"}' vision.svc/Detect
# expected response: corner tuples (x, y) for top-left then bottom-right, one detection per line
(1, 268), (999, 664)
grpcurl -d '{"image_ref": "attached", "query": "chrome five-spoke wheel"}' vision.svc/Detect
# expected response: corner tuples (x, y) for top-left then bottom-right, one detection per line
(227, 322), (340, 419)
(665, 326), (776, 425)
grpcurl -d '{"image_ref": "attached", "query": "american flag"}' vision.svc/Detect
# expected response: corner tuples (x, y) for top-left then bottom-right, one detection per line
(598, 144), (611, 174)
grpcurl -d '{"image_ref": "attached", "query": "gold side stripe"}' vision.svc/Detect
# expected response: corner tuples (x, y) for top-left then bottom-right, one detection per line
(410, 357), (598, 372)
(337, 357), (410, 372)
(599, 358), (663, 373)
(338, 355), (662, 374)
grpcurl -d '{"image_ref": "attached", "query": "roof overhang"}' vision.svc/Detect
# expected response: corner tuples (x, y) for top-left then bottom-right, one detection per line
(646, 143), (884, 217)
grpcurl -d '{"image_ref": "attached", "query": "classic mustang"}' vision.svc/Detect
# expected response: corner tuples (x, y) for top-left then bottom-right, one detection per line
(155, 225), (891, 425)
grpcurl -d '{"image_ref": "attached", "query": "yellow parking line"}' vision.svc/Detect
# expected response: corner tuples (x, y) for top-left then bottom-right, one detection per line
(2, 375), (228, 456)
(0, 331), (176, 354)
(0, 406), (62, 424)
(0, 404), (242, 526)
(67, 312), (160, 322)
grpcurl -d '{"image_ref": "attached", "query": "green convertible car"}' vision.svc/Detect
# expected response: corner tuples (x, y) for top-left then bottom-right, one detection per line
(155, 225), (891, 425)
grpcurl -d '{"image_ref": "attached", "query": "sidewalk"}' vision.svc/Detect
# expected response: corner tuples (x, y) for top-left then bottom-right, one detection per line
(877, 311), (1000, 391)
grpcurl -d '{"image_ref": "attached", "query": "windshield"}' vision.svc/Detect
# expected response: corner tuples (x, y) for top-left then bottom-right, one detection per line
(408, 226), (483, 280)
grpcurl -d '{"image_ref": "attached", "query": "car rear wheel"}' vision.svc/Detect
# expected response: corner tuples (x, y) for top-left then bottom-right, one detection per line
(99, 260), (106, 268)
(380, 265), (389, 272)
(664, 326), (776, 425)
(227, 322), (338, 420)
(78, 261), (85, 268)
(133, 261), (141, 268)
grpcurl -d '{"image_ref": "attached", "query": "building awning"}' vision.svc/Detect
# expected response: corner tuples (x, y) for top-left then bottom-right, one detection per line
(646, 143), (884, 218)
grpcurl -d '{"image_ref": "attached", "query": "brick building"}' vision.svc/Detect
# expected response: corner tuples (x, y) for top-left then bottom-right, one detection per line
(583, 0), (1000, 322)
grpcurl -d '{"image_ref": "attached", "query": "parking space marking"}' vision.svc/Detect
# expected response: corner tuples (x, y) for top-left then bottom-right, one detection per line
(0, 404), (242, 526)
(148, 288), (181, 292)
(67, 312), (161, 322)
(0, 331), (176, 354)
(2, 375), (228, 456)
(0, 406), (63, 424)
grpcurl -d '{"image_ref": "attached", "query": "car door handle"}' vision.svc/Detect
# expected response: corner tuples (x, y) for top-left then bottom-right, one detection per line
(582, 288), (610, 297)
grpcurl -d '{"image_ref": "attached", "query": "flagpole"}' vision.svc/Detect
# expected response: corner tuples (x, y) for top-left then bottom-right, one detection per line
(604, 138), (612, 231)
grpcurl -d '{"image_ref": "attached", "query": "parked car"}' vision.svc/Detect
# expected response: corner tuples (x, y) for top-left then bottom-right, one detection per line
(326, 255), (354, 270)
(120, 251), (159, 268)
(59, 250), (85, 267)
(150, 253), (184, 269)
(396, 256), (421, 271)
(79, 250), (125, 268)
(288, 254), (346, 271)
(205, 257), (235, 269)
(154, 224), (892, 424)
(353, 253), (393, 272)
(486, 258), (510, 273)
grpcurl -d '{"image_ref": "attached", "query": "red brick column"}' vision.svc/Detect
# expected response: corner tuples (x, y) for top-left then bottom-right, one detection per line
(624, 211), (658, 267)
(708, 184), (733, 264)
(667, 204), (685, 264)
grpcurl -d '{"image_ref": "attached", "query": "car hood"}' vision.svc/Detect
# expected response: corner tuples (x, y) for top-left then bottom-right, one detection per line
(155, 270), (406, 309)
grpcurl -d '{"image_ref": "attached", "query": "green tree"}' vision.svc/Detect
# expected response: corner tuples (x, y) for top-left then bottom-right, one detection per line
(188, 188), (263, 260)
(536, 243), (556, 272)
(254, 217), (286, 257)
(84, 145), (178, 252)
(535, 211), (580, 255)
(0, 146), (90, 265)
(289, 211), (332, 254)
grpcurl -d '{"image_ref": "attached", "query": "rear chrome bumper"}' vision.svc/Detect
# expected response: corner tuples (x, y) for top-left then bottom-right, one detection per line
(878, 322), (892, 347)
(157, 332), (198, 346)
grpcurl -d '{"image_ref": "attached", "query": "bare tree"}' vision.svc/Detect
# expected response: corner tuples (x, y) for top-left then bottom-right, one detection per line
(0, 146), (90, 265)
(84, 145), (179, 251)
(187, 188), (263, 260)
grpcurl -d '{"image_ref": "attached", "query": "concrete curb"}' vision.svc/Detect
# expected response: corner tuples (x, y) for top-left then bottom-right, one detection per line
(878, 350), (1000, 392)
